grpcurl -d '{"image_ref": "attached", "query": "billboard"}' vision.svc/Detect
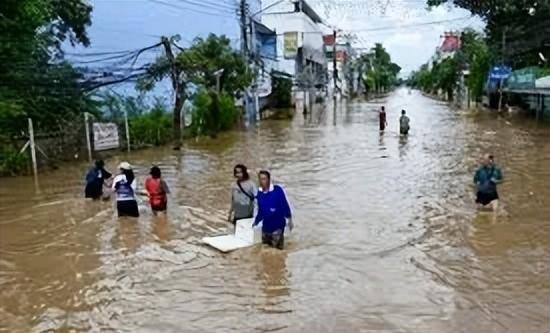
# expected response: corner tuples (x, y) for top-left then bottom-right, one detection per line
(284, 32), (298, 59)
(93, 122), (119, 151)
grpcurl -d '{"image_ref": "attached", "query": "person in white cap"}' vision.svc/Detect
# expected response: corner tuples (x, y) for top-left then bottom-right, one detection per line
(112, 161), (139, 217)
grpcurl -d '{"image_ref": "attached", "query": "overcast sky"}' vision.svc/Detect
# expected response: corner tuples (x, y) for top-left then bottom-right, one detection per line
(75, 0), (484, 80)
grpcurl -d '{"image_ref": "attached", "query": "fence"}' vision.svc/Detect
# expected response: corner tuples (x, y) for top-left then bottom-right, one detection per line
(0, 113), (131, 177)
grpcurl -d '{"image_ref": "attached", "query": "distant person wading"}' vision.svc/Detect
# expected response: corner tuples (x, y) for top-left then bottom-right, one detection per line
(400, 109), (410, 135)
(379, 106), (388, 131)
(474, 154), (503, 211)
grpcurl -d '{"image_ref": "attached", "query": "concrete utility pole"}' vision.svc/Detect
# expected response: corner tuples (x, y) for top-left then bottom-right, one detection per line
(333, 29), (338, 100)
(161, 36), (184, 149)
(498, 28), (507, 112)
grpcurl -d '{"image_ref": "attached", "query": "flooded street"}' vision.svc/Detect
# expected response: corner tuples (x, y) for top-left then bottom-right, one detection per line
(1, 88), (549, 332)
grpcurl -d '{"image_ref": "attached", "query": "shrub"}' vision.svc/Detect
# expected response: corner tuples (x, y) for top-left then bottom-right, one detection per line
(190, 89), (238, 137)
(0, 147), (29, 176)
(271, 71), (293, 108)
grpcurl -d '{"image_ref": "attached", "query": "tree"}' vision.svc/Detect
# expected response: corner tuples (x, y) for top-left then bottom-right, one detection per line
(427, 0), (550, 68)
(0, 0), (93, 137)
(139, 34), (251, 142)
(355, 43), (401, 95)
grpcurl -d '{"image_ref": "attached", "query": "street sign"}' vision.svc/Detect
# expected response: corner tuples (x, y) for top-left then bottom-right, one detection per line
(489, 65), (512, 80)
(93, 122), (119, 151)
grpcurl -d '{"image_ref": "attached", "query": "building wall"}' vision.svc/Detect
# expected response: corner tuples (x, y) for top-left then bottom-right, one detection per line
(262, 3), (325, 77)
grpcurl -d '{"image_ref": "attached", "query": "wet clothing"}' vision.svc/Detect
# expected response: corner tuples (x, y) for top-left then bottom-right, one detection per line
(112, 174), (139, 217)
(231, 180), (257, 224)
(116, 200), (139, 217)
(379, 111), (387, 131)
(400, 115), (410, 135)
(85, 167), (112, 199)
(145, 177), (170, 212)
(254, 184), (292, 236)
(262, 229), (284, 250)
(474, 165), (503, 206)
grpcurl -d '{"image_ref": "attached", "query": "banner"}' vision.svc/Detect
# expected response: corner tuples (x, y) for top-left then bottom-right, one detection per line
(93, 122), (119, 151)
(284, 32), (298, 59)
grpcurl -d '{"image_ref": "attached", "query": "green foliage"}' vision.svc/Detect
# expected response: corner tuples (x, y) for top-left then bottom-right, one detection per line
(354, 43), (401, 94)
(409, 29), (493, 102)
(129, 103), (172, 146)
(0, 0), (94, 143)
(190, 90), (238, 137)
(99, 93), (172, 147)
(0, 147), (29, 176)
(270, 72), (293, 108)
(177, 34), (253, 93)
(139, 34), (251, 141)
(427, 0), (550, 68)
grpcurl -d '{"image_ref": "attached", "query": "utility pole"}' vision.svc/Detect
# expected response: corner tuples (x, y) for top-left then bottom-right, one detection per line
(498, 28), (507, 112)
(161, 36), (184, 149)
(240, 0), (248, 59)
(333, 29), (338, 100)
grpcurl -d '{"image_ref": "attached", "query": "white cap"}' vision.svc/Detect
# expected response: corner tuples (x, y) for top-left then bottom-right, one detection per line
(118, 162), (132, 170)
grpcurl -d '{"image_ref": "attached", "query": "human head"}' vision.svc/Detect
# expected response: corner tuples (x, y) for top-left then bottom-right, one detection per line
(381, 106), (385, 111)
(150, 166), (161, 179)
(119, 162), (134, 183)
(119, 162), (132, 171)
(95, 160), (105, 169)
(233, 164), (249, 181)
(258, 170), (271, 189)
(481, 154), (492, 166)
(401, 109), (406, 115)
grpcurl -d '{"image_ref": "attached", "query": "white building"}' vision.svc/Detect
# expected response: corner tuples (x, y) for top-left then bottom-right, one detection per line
(261, 0), (327, 84)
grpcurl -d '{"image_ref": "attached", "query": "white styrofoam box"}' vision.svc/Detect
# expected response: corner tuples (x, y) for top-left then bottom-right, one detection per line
(235, 218), (262, 244)
(202, 218), (262, 253)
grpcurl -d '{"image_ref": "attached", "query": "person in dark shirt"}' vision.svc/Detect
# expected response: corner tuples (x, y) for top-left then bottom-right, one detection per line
(474, 154), (503, 211)
(253, 170), (293, 250)
(85, 160), (112, 200)
(379, 106), (388, 131)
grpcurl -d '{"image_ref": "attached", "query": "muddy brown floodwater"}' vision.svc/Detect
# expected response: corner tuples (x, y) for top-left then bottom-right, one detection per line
(1, 89), (550, 333)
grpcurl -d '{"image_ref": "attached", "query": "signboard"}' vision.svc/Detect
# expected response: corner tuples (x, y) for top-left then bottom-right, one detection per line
(284, 32), (298, 59)
(93, 122), (119, 151)
(489, 65), (512, 80)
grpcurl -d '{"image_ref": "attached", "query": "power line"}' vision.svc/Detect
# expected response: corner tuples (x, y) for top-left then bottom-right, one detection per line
(147, 0), (237, 18)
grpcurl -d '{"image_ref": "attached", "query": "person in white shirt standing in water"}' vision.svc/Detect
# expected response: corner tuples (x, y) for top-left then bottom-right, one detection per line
(112, 162), (139, 217)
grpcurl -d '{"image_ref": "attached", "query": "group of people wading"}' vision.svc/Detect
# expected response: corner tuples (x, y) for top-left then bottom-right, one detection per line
(85, 161), (293, 250)
(82, 106), (503, 252)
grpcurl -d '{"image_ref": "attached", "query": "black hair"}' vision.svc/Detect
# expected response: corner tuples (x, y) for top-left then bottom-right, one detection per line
(123, 169), (135, 184)
(258, 170), (271, 180)
(95, 160), (105, 168)
(381, 106), (385, 111)
(150, 166), (161, 179)
(233, 164), (249, 180)
(401, 109), (406, 115)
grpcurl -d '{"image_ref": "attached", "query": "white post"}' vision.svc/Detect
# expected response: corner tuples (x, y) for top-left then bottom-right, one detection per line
(125, 110), (131, 153)
(84, 112), (92, 162)
(28, 118), (38, 179)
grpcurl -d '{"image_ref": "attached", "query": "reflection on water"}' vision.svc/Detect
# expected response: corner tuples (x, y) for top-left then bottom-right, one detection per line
(1, 88), (550, 332)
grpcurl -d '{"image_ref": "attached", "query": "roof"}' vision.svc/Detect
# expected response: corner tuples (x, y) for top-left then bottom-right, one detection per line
(253, 20), (275, 36)
(299, 0), (323, 23)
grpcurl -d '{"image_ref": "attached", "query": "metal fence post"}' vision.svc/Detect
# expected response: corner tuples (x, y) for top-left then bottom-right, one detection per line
(84, 112), (92, 162)
(28, 118), (38, 179)
(125, 110), (131, 153)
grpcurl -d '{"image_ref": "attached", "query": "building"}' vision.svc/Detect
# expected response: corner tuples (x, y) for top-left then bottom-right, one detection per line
(323, 34), (353, 97)
(261, 0), (327, 86)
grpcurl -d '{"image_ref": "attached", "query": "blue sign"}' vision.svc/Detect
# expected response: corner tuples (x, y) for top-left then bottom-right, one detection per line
(489, 65), (512, 80)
